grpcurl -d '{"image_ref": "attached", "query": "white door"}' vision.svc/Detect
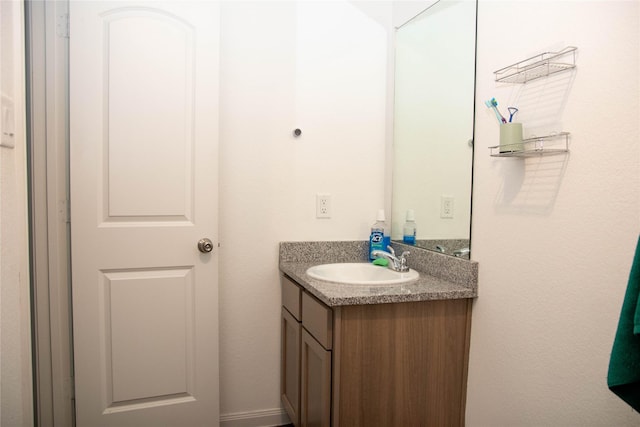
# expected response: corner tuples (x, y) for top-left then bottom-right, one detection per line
(69, 2), (219, 426)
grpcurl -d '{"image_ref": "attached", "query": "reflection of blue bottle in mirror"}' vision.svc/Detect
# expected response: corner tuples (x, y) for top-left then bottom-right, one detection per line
(369, 209), (390, 260)
(403, 209), (416, 245)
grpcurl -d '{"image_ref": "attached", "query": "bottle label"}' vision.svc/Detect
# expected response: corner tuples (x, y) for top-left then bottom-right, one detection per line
(369, 231), (385, 260)
(403, 235), (416, 245)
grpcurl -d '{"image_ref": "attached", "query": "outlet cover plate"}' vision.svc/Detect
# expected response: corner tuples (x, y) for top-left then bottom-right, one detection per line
(316, 193), (331, 218)
(441, 196), (454, 218)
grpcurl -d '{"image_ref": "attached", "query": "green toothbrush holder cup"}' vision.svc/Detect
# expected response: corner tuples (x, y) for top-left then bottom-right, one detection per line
(499, 123), (523, 153)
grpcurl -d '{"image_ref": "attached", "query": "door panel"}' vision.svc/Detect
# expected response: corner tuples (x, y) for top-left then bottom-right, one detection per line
(105, 9), (194, 219)
(70, 2), (219, 426)
(105, 268), (193, 404)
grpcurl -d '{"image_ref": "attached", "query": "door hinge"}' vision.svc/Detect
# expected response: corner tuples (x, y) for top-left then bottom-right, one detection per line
(60, 199), (70, 223)
(65, 376), (75, 401)
(57, 13), (69, 38)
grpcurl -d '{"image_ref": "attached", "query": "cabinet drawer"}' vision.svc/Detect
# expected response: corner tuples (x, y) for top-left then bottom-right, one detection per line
(282, 275), (302, 321)
(302, 292), (332, 350)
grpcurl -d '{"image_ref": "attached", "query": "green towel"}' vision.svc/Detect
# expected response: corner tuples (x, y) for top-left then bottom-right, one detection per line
(608, 235), (640, 410)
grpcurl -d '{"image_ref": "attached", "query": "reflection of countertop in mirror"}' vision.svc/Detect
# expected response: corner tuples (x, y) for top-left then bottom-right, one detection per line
(279, 241), (477, 307)
(394, 238), (471, 259)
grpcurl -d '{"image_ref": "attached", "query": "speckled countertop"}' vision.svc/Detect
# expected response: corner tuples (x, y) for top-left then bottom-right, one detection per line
(279, 241), (478, 307)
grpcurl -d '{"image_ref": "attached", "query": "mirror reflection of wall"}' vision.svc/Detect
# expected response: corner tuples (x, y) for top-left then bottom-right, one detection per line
(391, 0), (476, 258)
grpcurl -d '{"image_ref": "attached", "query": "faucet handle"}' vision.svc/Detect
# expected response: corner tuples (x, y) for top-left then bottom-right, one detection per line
(399, 251), (410, 271)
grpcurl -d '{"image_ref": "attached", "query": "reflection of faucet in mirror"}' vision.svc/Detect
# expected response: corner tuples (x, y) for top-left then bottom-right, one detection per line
(416, 239), (470, 259)
(390, 0), (477, 259)
(453, 248), (470, 258)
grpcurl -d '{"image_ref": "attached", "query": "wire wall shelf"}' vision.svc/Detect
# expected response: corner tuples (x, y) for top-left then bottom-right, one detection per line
(494, 47), (577, 84)
(489, 132), (570, 158)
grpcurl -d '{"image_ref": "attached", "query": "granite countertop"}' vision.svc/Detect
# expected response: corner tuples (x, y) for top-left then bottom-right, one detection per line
(279, 241), (478, 307)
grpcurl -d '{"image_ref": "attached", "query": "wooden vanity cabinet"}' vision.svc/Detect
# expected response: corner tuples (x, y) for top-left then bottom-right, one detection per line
(281, 274), (473, 427)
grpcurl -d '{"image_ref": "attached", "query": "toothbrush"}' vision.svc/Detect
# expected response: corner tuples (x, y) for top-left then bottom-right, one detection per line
(490, 98), (508, 123)
(485, 98), (507, 124)
(485, 99), (502, 124)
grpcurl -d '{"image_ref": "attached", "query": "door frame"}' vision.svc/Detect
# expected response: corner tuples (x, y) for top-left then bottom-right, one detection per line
(26, 1), (75, 426)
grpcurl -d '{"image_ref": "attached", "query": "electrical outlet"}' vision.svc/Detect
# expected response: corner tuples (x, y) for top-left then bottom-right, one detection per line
(441, 196), (454, 218)
(316, 193), (331, 218)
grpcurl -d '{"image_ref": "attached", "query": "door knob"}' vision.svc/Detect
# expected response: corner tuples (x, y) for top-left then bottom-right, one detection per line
(197, 238), (214, 253)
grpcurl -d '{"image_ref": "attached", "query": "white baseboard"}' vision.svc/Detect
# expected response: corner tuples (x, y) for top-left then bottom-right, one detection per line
(220, 408), (291, 427)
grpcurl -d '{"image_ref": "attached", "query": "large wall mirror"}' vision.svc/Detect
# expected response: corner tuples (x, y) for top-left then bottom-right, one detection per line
(391, 0), (477, 258)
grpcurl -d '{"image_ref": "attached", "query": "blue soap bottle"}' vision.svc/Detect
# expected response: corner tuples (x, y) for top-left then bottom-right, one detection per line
(369, 209), (390, 260)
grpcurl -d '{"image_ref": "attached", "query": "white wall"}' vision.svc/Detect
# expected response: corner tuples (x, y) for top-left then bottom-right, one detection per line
(218, 1), (388, 420)
(467, 1), (640, 425)
(0, 1), (34, 426)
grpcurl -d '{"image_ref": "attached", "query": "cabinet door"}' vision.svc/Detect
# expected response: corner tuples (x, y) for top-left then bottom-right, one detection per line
(300, 329), (331, 427)
(282, 308), (301, 426)
(334, 299), (472, 426)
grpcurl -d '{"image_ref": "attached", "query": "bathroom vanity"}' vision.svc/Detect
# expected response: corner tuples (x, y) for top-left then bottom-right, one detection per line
(279, 242), (478, 427)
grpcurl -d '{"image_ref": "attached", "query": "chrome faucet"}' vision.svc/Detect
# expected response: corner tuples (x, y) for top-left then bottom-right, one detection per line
(371, 246), (410, 272)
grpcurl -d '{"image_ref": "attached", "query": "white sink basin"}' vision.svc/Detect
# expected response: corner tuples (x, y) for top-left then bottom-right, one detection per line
(306, 263), (419, 285)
